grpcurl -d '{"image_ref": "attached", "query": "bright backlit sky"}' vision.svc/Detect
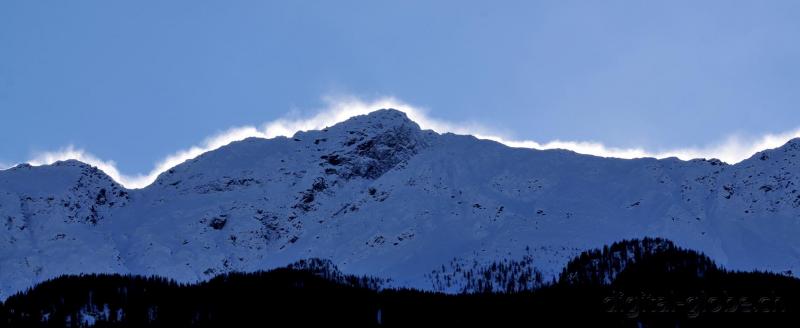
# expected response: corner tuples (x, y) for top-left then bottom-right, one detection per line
(2, 1), (800, 188)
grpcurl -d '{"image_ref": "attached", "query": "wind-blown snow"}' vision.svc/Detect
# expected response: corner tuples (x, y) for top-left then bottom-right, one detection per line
(10, 96), (800, 189)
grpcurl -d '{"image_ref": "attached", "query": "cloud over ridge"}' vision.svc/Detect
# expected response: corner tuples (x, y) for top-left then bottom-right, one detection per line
(9, 95), (800, 189)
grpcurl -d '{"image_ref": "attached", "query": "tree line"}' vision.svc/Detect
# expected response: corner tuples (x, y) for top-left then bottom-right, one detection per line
(3, 238), (800, 327)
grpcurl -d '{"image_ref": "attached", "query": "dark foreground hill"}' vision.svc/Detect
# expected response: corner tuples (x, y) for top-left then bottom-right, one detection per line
(2, 238), (798, 327)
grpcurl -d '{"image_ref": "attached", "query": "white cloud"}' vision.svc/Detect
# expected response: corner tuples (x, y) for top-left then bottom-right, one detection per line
(8, 95), (800, 189)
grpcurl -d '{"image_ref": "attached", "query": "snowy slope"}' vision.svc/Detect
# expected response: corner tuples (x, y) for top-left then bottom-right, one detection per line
(2, 109), (800, 298)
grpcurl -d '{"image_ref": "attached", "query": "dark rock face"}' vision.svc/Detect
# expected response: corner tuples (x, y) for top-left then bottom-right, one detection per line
(209, 217), (227, 230)
(322, 125), (428, 181)
(351, 127), (424, 179)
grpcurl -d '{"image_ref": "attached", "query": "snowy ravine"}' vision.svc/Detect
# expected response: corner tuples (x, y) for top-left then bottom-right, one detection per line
(2, 109), (800, 299)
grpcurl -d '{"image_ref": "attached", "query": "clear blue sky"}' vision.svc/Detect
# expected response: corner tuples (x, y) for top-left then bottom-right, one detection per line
(2, 1), (800, 174)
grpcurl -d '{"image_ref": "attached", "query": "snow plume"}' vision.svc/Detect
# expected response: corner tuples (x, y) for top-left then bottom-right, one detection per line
(476, 130), (800, 164)
(27, 146), (130, 183)
(8, 95), (800, 189)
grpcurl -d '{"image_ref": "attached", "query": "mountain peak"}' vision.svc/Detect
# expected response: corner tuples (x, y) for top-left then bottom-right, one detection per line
(744, 137), (800, 163)
(781, 137), (800, 151)
(51, 159), (95, 169)
(330, 109), (420, 134)
(360, 108), (413, 123)
(310, 109), (429, 180)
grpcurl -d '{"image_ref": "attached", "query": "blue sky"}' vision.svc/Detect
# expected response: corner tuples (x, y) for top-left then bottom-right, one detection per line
(2, 1), (800, 186)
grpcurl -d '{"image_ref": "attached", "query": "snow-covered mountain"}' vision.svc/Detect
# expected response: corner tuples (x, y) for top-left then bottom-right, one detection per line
(2, 109), (800, 299)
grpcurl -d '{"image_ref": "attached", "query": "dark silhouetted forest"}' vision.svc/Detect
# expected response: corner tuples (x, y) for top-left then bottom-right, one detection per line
(3, 238), (799, 327)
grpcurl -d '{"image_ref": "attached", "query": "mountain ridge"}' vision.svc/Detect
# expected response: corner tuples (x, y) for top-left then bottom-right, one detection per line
(2, 109), (800, 300)
(5, 109), (800, 188)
